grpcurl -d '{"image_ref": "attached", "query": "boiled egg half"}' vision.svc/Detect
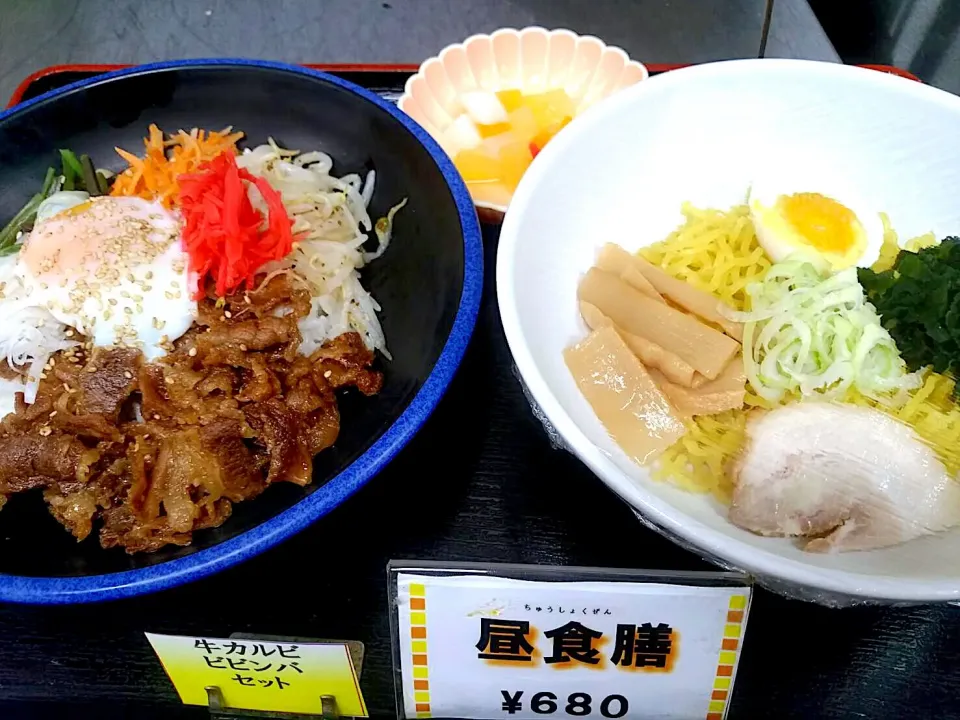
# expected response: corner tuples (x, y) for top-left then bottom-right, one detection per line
(749, 182), (883, 272)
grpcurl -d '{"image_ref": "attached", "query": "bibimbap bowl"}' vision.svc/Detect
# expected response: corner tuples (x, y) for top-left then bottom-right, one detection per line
(0, 59), (482, 604)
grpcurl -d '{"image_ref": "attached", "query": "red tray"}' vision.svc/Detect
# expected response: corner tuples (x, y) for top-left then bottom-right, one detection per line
(5, 62), (921, 108)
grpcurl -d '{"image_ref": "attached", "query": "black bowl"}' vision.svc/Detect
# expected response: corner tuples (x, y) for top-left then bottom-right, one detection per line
(0, 59), (482, 603)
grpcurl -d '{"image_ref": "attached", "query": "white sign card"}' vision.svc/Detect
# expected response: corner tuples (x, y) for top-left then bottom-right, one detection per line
(393, 569), (751, 720)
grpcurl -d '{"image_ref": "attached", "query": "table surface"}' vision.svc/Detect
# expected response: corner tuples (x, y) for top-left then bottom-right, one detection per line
(0, 0), (839, 103)
(6, 3), (960, 720)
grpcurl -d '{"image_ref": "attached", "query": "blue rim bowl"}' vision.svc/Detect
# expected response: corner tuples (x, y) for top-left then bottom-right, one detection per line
(0, 59), (482, 604)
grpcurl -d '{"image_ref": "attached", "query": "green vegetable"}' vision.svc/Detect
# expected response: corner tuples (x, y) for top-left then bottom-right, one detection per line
(859, 237), (960, 380)
(0, 166), (58, 252)
(95, 169), (109, 195)
(57, 149), (109, 194)
(724, 255), (919, 403)
(59, 149), (83, 185)
(0, 149), (108, 256)
(80, 154), (102, 197)
(0, 192), (44, 250)
(38, 166), (56, 198)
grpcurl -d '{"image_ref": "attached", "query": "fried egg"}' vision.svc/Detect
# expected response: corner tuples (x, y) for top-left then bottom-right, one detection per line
(13, 195), (197, 360)
(749, 181), (883, 272)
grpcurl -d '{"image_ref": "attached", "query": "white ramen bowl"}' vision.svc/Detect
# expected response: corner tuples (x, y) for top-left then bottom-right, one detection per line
(497, 59), (960, 603)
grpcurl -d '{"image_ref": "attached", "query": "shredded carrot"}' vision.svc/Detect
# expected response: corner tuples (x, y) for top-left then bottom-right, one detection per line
(110, 124), (244, 208)
(179, 151), (296, 298)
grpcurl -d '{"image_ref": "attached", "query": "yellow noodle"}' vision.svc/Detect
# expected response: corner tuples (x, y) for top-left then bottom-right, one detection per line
(645, 204), (960, 501)
(639, 203), (770, 312)
(873, 212), (937, 272)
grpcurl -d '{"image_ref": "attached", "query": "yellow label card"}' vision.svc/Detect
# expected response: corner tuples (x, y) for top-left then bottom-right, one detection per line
(145, 633), (367, 717)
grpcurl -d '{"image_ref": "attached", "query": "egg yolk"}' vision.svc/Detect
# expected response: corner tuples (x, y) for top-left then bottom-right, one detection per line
(778, 192), (859, 254)
(59, 200), (95, 218)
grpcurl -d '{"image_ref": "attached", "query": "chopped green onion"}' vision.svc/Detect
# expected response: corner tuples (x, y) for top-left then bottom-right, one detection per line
(723, 255), (920, 403)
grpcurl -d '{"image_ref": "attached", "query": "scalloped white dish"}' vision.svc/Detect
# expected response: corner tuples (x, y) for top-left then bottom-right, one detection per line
(398, 27), (648, 219)
(498, 59), (960, 603)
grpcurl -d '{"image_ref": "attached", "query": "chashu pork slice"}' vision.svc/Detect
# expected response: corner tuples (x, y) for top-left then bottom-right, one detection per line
(729, 403), (960, 552)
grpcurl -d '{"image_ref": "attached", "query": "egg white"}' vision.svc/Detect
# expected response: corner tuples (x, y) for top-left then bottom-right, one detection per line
(35, 190), (90, 224)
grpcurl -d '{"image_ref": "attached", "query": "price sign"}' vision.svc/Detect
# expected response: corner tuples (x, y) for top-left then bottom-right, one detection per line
(145, 633), (367, 717)
(393, 569), (751, 720)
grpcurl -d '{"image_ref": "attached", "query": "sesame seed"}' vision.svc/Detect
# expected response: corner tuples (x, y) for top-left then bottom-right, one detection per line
(65, 329), (74, 337)
(109, 298), (118, 306)
(239, 344), (248, 351)
(152, 414), (160, 420)
(188, 347), (197, 357)
(49, 411), (57, 418)
(224, 311), (232, 319)
(124, 307), (133, 315)
(86, 365), (98, 373)
(123, 371), (133, 379)
(62, 383), (70, 391)
(324, 370), (332, 378)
